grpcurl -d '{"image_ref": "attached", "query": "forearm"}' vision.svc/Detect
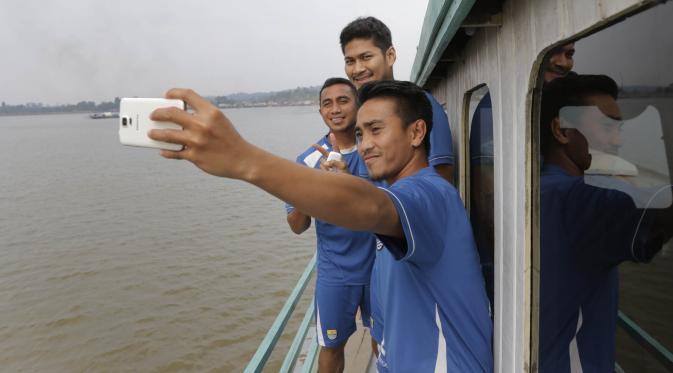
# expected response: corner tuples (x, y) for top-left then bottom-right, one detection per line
(287, 209), (311, 234)
(146, 88), (400, 238)
(241, 145), (401, 237)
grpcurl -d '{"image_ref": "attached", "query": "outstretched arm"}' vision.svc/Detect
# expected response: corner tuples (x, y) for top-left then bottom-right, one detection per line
(148, 88), (402, 238)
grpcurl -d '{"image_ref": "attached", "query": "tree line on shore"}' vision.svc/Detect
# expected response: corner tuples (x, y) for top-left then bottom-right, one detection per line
(1, 86), (321, 116)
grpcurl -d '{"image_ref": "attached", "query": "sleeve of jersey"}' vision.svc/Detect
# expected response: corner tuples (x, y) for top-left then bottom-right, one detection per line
(426, 92), (454, 167)
(376, 178), (446, 264)
(568, 183), (661, 268)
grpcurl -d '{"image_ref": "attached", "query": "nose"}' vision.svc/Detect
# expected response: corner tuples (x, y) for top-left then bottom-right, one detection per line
(358, 132), (373, 155)
(353, 59), (366, 75)
(331, 102), (342, 115)
(556, 55), (572, 70)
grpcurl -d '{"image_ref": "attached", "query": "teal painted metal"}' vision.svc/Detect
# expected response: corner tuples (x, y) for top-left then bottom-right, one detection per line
(279, 299), (316, 373)
(301, 336), (320, 373)
(410, 0), (477, 87)
(617, 310), (673, 371)
(411, 0), (452, 81)
(244, 254), (316, 373)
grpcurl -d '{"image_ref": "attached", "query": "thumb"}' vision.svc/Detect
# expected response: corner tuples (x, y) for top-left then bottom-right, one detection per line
(329, 133), (340, 153)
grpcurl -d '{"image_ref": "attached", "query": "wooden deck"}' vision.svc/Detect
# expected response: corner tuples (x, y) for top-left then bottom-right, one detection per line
(343, 320), (376, 373)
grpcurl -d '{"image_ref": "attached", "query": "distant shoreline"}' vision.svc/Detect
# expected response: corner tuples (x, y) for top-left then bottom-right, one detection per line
(0, 104), (319, 118)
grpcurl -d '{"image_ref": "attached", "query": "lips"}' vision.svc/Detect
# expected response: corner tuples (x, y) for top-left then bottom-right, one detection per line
(363, 154), (379, 164)
(547, 68), (568, 78)
(331, 116), (345, 125)
(354, 73), (373, 84)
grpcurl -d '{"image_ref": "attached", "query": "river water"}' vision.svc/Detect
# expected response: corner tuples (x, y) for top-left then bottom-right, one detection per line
(2, 105), (672, 372)
(0, 107), (324, 372)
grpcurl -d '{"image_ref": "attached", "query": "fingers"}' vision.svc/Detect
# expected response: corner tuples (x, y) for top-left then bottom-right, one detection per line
(148, 128), (190, 147)
(150, 106), (197, 129)
(159, 149), (186, 160)
(330, 161), (349, 174)
(164, 88), (214, 113)
(318, 158), (329, 171)
(312, 144), (329, 157)
(320, 160), (349, 174)
(329, 133), (340, 153)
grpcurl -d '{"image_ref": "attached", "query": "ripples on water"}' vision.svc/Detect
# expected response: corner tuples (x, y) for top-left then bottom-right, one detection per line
(0, 107), (324, 372)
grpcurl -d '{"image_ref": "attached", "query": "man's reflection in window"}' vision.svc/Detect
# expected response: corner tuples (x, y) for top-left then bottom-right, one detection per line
(469, 91), (494, 310)
(538, 74), (673, 372)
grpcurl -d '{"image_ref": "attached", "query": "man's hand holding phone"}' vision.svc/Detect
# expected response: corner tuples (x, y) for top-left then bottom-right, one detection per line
(147, 88), (255, 179)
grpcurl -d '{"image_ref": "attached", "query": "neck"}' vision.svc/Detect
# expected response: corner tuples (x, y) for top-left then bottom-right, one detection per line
(330, 128), (356, 149)
(386, 150), (428, 185)
(544, 149), (583, 176)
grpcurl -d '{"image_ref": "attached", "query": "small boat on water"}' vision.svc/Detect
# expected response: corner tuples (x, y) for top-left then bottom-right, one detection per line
(89, 112), (119, 119)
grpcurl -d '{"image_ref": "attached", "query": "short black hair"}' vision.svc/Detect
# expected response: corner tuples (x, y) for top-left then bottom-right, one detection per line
(358, 80), (433, 153)
(540, 74), (618, 154)
(339, 16), (392, 54)
(319, 77), (357, 102)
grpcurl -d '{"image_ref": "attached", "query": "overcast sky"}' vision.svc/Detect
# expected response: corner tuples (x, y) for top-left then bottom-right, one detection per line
(0, 0), (429, 105)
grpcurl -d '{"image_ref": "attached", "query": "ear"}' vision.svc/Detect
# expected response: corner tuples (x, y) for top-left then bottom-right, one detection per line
(551, 117), (570, 145)
(409, 119), (427, 148)
(386, 46), (397, 67)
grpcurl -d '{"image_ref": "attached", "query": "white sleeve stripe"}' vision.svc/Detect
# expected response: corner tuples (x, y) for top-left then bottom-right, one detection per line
(428, 155), (455, 162)
(378, 187), (416, 259)
(303, 150), (323, 168)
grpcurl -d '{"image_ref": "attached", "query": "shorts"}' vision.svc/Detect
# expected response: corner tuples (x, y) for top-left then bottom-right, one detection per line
(315, 283), (371, 348)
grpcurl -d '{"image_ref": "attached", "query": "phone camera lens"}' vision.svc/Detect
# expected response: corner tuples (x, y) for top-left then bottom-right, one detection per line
(122, 117), (128, 126)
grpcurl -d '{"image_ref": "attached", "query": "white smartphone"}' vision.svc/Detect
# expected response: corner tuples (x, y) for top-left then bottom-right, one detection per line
(119, 98), (185, 150)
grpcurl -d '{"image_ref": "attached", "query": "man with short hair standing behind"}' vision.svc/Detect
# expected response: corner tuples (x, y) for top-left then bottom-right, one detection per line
(286, 77), (375, 373)
(339, 16), (455, 183)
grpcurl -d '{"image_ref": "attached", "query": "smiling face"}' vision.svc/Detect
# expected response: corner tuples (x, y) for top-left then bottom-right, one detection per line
(544, 43), (575, 82)
(319, 83), (357, 133)
(355, 97), (425, 183)
(343, 38), (395, 89)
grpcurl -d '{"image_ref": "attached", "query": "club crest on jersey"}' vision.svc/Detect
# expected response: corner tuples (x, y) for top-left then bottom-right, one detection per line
(327, 329), (337, 340)
(376, 239), (384, 251)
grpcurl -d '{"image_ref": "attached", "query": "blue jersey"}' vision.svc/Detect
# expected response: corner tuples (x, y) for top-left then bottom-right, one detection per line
(426, 92), (455, 167)
(539, 165), (661, 372)
(372, 167), (493, 372)
(286, 135), (376, 285)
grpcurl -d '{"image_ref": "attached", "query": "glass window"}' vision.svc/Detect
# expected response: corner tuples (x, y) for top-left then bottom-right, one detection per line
(536, 3), (673, 372)
(466, 85), (495, 311)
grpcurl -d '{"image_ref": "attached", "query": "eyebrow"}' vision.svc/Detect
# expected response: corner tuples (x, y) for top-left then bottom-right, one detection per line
(345, 50), (375, 60)
(361, 119), (383, 127)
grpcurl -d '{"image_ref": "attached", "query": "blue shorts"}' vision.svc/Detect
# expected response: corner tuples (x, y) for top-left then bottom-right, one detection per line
(315, 283), (371, 348)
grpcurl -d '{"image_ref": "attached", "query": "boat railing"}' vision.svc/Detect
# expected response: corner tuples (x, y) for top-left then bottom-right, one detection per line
(616, 310), (673, 372)
(244, 254), (673, 373)
(244, 254), (318, 373)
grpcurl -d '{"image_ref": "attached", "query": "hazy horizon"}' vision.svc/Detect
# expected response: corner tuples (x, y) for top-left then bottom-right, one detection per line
(0, 1), (429, 106)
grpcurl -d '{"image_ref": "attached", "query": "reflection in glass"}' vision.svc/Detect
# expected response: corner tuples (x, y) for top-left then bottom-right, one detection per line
(536, 4), (673, 369)
(468, 86), (495, 310)
(561, 105), (672, 209)
(538, 71), (673, 372)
